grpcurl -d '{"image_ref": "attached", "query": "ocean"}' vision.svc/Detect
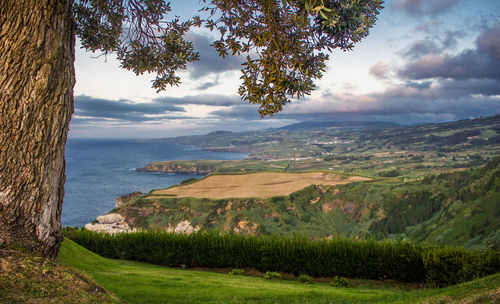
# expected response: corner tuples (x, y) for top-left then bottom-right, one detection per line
(63, 138), (247, 227)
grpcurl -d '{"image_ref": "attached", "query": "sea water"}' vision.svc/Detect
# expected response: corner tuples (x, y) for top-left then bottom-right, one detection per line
(63, 138), (247, 227)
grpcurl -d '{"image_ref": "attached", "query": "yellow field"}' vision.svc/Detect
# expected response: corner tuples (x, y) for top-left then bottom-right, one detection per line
(151, 172), (370, 199)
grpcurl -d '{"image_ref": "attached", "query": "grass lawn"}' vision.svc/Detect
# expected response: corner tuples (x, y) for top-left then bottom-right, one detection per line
(58, 239), (499, 303)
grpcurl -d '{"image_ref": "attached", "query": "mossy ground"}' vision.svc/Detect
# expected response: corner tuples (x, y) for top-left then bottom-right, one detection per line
(0, 244), (121, 304)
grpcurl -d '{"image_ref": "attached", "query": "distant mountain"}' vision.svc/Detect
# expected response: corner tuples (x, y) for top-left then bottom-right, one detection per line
(279, 121), (400, 131)
(207, 130), (233, 136)
(145, 113), (499, 161)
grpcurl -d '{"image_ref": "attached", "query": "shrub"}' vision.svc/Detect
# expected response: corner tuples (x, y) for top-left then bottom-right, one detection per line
(377, 168), (401, 177)
(228, 268), (244, 275)
(423, 247), (500, 286)
(330, 276), (350, 288)
(297, 274), (313, 284)
(180, 178), (199, 185)
(264, 271), (281, 280)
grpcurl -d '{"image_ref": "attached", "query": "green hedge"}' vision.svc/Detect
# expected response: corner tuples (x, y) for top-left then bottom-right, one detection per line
(423, 247), (500, 286)
(65, 229), (499, 286)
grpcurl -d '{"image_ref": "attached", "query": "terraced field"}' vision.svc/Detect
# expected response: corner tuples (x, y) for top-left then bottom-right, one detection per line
(151, 172), (370, 199)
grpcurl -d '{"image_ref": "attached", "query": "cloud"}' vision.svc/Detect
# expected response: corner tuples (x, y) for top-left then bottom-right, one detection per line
(401, 40), (440, 59)
(73, 94), (250, 126)
(440, 30), (460, 49)
(73, 95), (186, 123)
(209, 105), (261, 119)
(186, 32), (244, 78)
(208, 57), (500, 123)
(400, 30), (459, 59)
(392, 0), (460, 16)
(414, 20), (441, 33)
(279, 78), (500, 124)
(399, 22), (500, 80)
(476, 22), (500, 61)
(330, 22), (500, 124)
(196, 80), (219, 90)
(153, 94), (242, 107)
(369, 62), (393, 79)
(195, 75), (221, 90)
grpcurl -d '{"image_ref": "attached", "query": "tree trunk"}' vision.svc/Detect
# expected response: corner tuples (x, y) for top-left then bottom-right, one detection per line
(0, 0), (75, 259)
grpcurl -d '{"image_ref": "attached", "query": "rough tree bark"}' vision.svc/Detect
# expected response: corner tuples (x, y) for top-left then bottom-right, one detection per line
(0, 0), (75, 259)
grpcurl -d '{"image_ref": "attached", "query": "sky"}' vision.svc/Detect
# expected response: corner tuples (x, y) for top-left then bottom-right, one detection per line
(70, 0), (500, 138)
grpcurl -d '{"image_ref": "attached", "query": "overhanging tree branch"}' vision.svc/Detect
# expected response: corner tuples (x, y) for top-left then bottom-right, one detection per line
(74, 0), (383, 116)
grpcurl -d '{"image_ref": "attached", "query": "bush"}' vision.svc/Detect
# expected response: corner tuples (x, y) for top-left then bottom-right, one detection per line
(423, 247), (500, 287)
(228, 268), (244, 275)
(264, 272), (281, 280)
(330, 276), (350, 288)
(377, 168), (401, 177)
(297, 274), (313, 284)
(180, 178), (199, 185)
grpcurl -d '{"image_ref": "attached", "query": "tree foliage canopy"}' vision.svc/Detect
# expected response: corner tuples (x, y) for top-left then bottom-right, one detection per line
(74, 0), (383, 116)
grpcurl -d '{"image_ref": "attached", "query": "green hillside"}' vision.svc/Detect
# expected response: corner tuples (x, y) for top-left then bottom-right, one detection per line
(3, 234), (497, 303)
(56, 239), (500, 304)
(115, 157), (500, 249)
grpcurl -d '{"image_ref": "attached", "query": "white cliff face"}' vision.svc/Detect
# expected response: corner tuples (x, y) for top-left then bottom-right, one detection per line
(84, 214), (199, 235)
(84, 213), (135, 234)
(96, 213), (124, 224)
(166, 220), (200, 234)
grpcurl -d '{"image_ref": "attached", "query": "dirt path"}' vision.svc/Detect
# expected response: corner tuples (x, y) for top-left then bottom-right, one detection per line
(151, 172), (370, 199)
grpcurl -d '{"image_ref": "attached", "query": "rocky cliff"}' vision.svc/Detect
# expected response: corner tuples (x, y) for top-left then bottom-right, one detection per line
(115, 191), (144, 208)
(84, 213), (135, 234)
(136, 163), (212, 174)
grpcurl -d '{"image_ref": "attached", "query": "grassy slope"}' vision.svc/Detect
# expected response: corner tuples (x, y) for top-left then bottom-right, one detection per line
(401, 158), (500, 249)
(58, 239), (500, 304)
